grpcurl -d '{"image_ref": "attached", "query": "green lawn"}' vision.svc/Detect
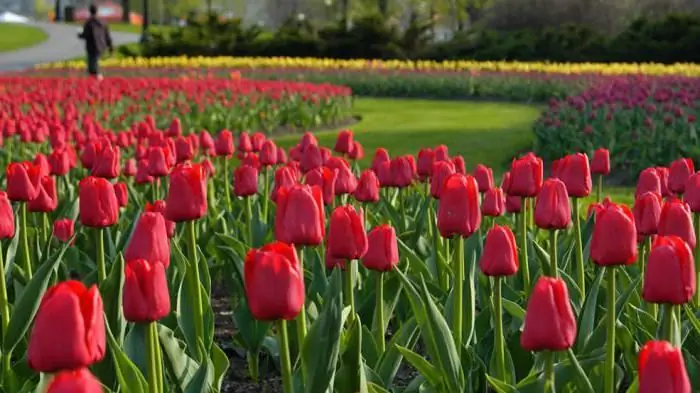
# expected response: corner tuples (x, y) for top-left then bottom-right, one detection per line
(0, 23), (48, 52)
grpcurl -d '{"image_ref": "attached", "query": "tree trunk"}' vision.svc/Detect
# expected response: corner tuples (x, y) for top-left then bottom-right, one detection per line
(54, 0), (62, 21)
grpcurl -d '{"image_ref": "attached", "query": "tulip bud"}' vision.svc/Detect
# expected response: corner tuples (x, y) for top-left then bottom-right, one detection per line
(33, 153), (51, 177)
(417, 148), (435, 180)
(362, 224), (398, 272)
(0, 192), (15, 239)
(28, 176), (58, 213)
(91, 144), (120, 179)
(371, 148), (390, 174)
(669, 158), (694, 195)
(481, 187), (505, 217)
(636, 167), (662, 198)
(558, 153), (592, 198)
(175, 136), (194, 163)
(135, 159), (154, 185)
(390, 155), (416, 188)
(53, 218), (75, 243)
(305, 167), (337, 206)
(165, 163), (208, 222)
(252, 132), (266, 152)
(643, 236), (695, 305)
(6, 161), (41, 202)
(276, 147), (288, 164)
(202, 158), (216, 177)
(506, 194), (522, 214)
(683, 171), (700, 212)
(334, 129), (354, 155)
(49, 148), (72, 176)
(430, 160), (456, 199)
(348, 141), (363, 160)
(591, 201), (637, 266)
(658, 166), (671, 197)
(452, 155), (466, 175)
(79, 177), (119, 228)
(327, 157), (357, 195)
(354, 170), (380, 203)
(125, 212), (171, 268)
(437, 173), (481, 238)
(375, 161), (393, 188)
(328, 205), (368, 260)
(260, 140), (277, 167)
(145, 200), (175, 238)
(434, 144), (449, 162)
(234, 165), (259, 197)
(122, 158), (137, 177)
(123, 259), (171, 323)
(634, 192), (663, 236)
(114, 182), (128, 208)
(147, 147), (169, 177)
(591, 148), (610, 175)
(28, 280), (106, 372)
(300, 144), (323, 174)
(521, 277), (577, 351)
(658, 198), (696, 248)
(215, 130), (235, 157)
(474, 164), (494, 193)
(638, 340), (691, 393)
(271, 165), (299, 202)
(479, 225), (518, 276)
(245, 242), (305, 320)
(275, 184), (325, 246)
(534, 178), (571, 230)
(237, 131), (252, 153)
(200, 131), (215, 151)
(46, 368), (103, 393)
(508, 153), (543, 197)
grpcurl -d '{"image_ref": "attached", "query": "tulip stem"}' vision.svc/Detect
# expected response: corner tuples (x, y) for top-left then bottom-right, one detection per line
(185, 220), (205, 361)
(520, 198), (530, 295)
(452, 236), (464, 353)
(344, 259), (356, 323)
(278, 320), (294, 393)
(493, 276), (506, 380)
(661, 304), (675, 343)
(0, 243), (11, 382)
(146, 322), (161, 393)
(223, 157), (232, 211)
(430, 203), (447, 290)
(544, 351), (555, 393)
(153, 179), (160, 201)
(295, 248), (307, 384)
(245, 196), (254, 245)
(42, 212), (49, 245)
(573, 199), (585, 297)
(695, 213), (700, 307)
(550, 230), (558, 278)
(604, 267), (616, 393)
(96, 228), (106, 283)
(262, 167), (270, 222)
(597, 175), (603, 203)
(19, 202), (31, 279)
(375, 273), (385, 353)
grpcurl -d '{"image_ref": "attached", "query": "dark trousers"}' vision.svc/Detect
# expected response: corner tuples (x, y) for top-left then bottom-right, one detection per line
(87, 52), (100, 75)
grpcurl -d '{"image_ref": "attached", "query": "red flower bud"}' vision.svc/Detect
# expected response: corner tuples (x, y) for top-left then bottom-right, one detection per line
(348, 141), (363, 160)
(91, 144), (120, 179)
(376, 161), (393, 188)
(114, 182), (128, 208)
(520, 277), (576, 351)
(165, 163), (208, 222)
(271, 165), (299, 202)
(305, 167), (337, 206)
(252, 132), (266, 152)
(591, 148), (610, 175)
(123, 259), (171, 323)
(334, 129), (354, 155)
(362, 224), (398, 272)
(200, 131), (214, 151)
(669, 158), (694, 195)
(147, 147), (169, 177)
(508, 153), (543, 197)
(125, 212), (171, 268)
(215, 130), (235, 157)
(234, 165), (259, 197)
(506, 194), (522, 214)
(685, 171), (700, 212)
(534, 178), (571, 230)
(638, 340), (691, 393)
(135, 159), (154, 185)
(327, 157), (357, 195)
(53, 218), (74, 243)
(452, 155), (465, 175)
(353, 170), (380, 203)
(79, 176), (119, 228)
(658, 167), (671, 197)
(34, 153), (51, 178)
(276, 147), (288, 164)
(260, 140), (277, 167)
(371, 148), (390, 174)
(175, 136), (194, 163)
(46, 368), (103, 393)
(49, 148), (72, 176)
(244, 242), (305, 320)
(634, 192), (663, 236)
(658, 198), (696, 248)
(437, 173), (481, 238)
(300, 144), (323, 174)
(481, 187), (505, 217)
(237, 131), (252, 153)
(558, 153), (591, 197)
(6, 161), (41, 202)
(28, 281), (106, 372)
(0, 191), (15, 239)
(474, 164), (494, 193)
(591, 201), (637, 266)
(122, 159), (137, 177)
(275, 184), (325, 246)
(202, 158), (215, 177)
(145, 200), (175, 238)
(430, 160), (455, 199)
(636, 167), (662, 198)
(328, 205), (367, 260)
(643, 236), (695, 305)
(479, 225), (518, 276)
(417, 148), (435, 180)
(434, 144), (449, 162)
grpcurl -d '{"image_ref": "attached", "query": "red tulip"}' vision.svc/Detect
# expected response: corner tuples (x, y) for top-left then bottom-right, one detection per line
(479, 225), (518, 276)
(320, 147), (332, 164)
(145, 200), (175, 238)
(46, 368), (103, 393)
(434, 144), (449, 162)
(53, 218), (74, 243)
(520, 277), (576, 351)
(135, 159), (154, 185)
(658, 167), (671, 197)
(215, 130), (235, 157)
(375, 161), (393, 188)
(164, 163), (208, 222)
(175, 136), (194, 163)
(481, 187), (505, 217)
(125, 212), (171, 268)
(271, 165), (299, 202)
(234, 165), (259, 197)
(353, 170), (380, 203)
(668, 158), (694, 195)
(361, 224), (398, 271)
(276, 147), (288, 164)
(122, 158), (137, 177)
(244, 242), (304, 320)
(305, 167), (337, 206)
(638, 341), (691, 393)
(0, 191), (14, 239)
(237, 131), (252, 153)
(591, 148), (610, 175)
(591, 201), (637, 266)
(252, 132), (266, 152)
(325, 247), (346, 270)
(634, 192), (663, 236)
(34, 153), (51, 177)
(147, 147), (169, 177)
(114, 182), (127, 208)
(202, 158), (215, 177)
(506, 194), (522, 214)
(300, 144), (323, 173)
(508, 153), (543, 197)
(328, 205), (367, 260)
(167, 118), (182, 137)
(636, 167), (662, 198)
(326, 157), (357, 195)
(79, 177), (119, 228)
(28, 176), (58, 213)
(452, 155), (466, 175)
(260, 140), (277, 167)
(417, 148), (435, 180)
(430, 160), (456, 199)
(437, 173), (481, 238)
(658, 198), (696, 248)
(643, 236), (695, 305)
(683, 171), (700, 212)
(558, 153), (592, 198)
(123, 259), (171, 323)
(534, 178), (571, 230)
(80, 142), (99, 170)
(275, 184), (325, 246)
(199, 131), (214, 151)
(49, 148), (72, 176)
(334, 129), (354, 155)
(348, 141), (363, 160)
(91, 144), (120, 179)
(371, 148), (390, 174)
(6, 161), (41, 202)
(473, 164), (494, 193)
(28, 281), (106, 372)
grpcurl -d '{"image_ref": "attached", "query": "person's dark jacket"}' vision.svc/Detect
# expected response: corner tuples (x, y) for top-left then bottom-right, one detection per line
(79, 17), (113, 56)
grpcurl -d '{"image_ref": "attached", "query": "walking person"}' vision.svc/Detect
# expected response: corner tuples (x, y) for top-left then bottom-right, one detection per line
(78, 4), (113, 79)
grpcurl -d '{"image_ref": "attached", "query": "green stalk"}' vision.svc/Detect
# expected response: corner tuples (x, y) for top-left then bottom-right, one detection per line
(154, 324), (164, 392)
(660, 304), (674, 342)
(278, 320), (294, 393)
(520, 198), (530, 295)
(223, 157), (232, 210)
(431, 203), (447, 290)
(19, 202), (31, 279)
(146, 322), (159, 393)
(597, 175), (603, 203)
(42, 212), (50, 245)
(573, 199), (585, 297)
(96, 228), (106, 283)
(493, 276), (506, 380)
(345, 259), (356, 322)
(246, 351), (260, 382)
(262, 167), (270, 221)
(452, 236), (464, 352)
(185, 220), (205, 361)
(0, 243), (11, 384)
(245, 196), (253, 246)
(550, 230), (558, 278)
(544, 351), (555, 393)
(296, 247), (307, 384)
(153, 178), (160, 201)
(604, 267), (616, 393)
(375, 273), (386, 353)
(695, 213), (700, 307)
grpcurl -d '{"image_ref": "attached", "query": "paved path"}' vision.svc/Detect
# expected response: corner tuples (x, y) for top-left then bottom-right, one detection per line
(0, 22), (139, 71)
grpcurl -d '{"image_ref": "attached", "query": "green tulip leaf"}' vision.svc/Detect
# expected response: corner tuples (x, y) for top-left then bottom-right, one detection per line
(107, 324), (148, 393)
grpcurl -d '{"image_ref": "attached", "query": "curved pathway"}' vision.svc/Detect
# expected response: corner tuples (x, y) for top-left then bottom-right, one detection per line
(0, 22), (138, 71)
